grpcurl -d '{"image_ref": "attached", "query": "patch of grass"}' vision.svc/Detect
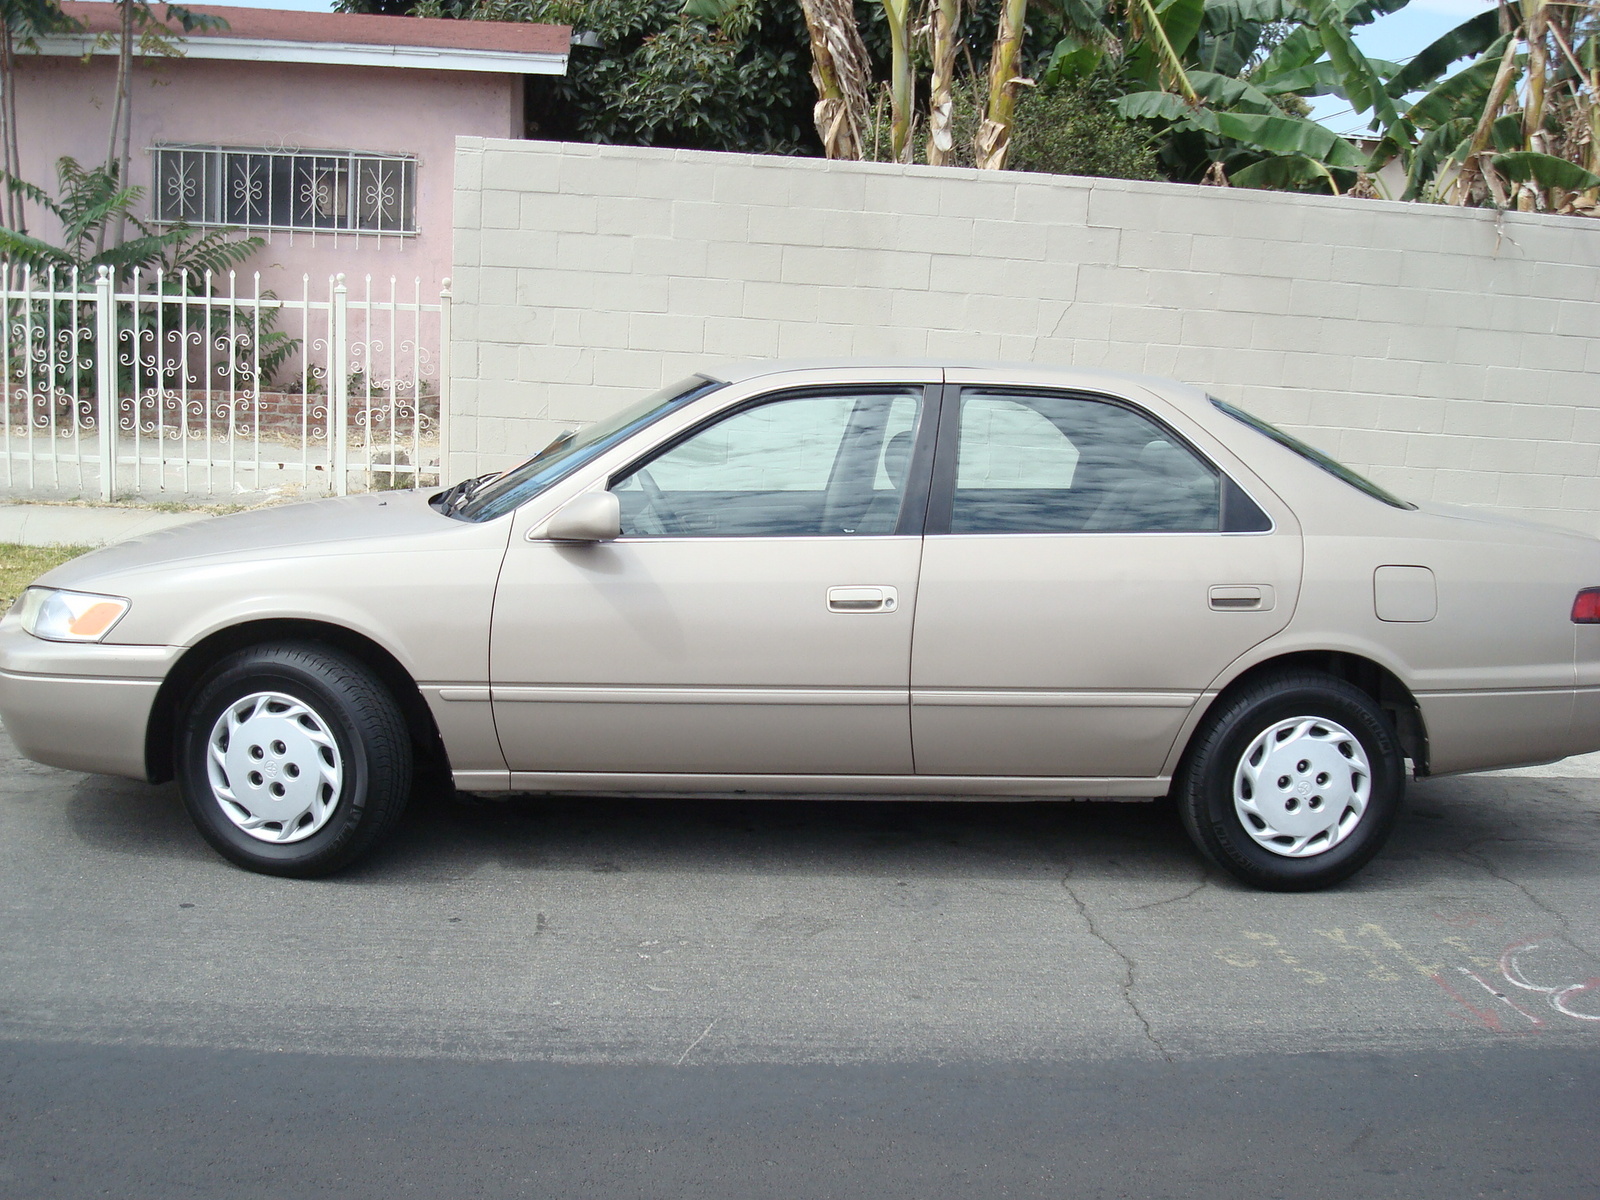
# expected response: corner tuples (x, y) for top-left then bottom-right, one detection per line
(0, 544), (92, 611)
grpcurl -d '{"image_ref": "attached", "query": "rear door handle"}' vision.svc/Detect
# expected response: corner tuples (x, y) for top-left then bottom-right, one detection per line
(828, 586), (898, 613)
(1209, 585), (1274, 612)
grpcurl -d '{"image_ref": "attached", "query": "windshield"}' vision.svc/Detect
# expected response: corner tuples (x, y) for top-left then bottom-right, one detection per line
(1212, 398), (1415, 511)
(450, 375), (726, 522)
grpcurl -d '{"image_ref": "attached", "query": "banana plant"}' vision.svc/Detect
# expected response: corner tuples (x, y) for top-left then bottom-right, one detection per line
(797, 0), (873, 157)
(880, 0), (913, 161)
(927, 0), (961, 165)
(1099, 0), (1433, 191)
(976, 0), (1034, 167)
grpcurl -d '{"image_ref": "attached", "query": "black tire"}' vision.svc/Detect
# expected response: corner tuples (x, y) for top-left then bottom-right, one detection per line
(1175, 671), (1405, 891)
(176, 641), (412, 877)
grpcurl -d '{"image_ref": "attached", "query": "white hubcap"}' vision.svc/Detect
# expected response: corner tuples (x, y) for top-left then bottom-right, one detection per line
(207, 691), (343, 844)
(1233, 716), (1370, 858)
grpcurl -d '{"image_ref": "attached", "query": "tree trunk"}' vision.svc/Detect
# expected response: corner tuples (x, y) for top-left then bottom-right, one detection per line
(926, 0), (959, 166)
(1452, 33), (1521, 205)
(975, 0), (1028, 170)
(799, 0), (870, 159)
(1520, 0), (1548, 210)
(881, 0), (912, 162)
(99, 0), (134, 252)
(0, 22), (18, 234)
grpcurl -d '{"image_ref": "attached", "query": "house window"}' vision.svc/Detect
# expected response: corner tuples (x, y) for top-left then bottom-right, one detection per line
(152, 145), (417, 234)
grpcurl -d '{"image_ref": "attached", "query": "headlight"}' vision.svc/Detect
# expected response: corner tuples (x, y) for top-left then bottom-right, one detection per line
(5, 587), (131, 642)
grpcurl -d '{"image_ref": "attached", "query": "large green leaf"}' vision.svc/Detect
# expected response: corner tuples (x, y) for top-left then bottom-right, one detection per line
(1385, 7), (1502, 96)
(1187, 69), (1281, 114)
(1124, 0), (1200, 101)
(1299, 0), (1409, 145)
(1342, 0), (1410, 29)
(1211, 110), (1369, 167)
(1057, 0), (1110, 31)
(1112, 90), (1193, 120)
(1200, 0), (1302, 30)
(1194, 32), (1252, 77)
(1042, 32), (1106, 88)
(1255, 25), (1325, 78)
(1488, 111), (1524, 153)
(1154, 0), (1205, 58)
(1253, 60), (1345, 96)
(1404, 37), (1512, 127)
(1491, 152), (1600, 192)
(1229, 153), (1342, 193)
(1402, 117), (1473, 199)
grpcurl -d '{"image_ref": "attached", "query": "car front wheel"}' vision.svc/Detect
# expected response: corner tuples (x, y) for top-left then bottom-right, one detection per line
(1175, 671), (1406, 891)
(176, 642), (412, 877)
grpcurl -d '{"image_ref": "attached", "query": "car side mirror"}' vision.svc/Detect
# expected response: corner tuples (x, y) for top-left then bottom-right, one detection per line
(543, 491), (621, 542)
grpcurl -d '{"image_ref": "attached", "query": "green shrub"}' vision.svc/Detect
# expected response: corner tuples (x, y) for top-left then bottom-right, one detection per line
(1009, 85), (1163, 181)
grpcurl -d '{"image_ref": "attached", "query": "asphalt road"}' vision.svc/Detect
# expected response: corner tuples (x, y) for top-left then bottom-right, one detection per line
(3, 722), (1598, 1197)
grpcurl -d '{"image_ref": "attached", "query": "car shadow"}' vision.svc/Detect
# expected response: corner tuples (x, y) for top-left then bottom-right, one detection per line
(55, 761), (1593, 893)
(64, 774), (218, 866)
(355, 787), (1202, 886)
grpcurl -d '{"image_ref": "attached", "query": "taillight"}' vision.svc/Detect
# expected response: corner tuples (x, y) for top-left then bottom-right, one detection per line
(1573, 589), (1600, 623)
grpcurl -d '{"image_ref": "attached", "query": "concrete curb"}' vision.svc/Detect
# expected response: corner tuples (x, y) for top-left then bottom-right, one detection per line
(0, 505), (214, 547)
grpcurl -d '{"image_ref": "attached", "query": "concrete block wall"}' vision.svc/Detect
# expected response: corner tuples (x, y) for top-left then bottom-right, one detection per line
(452, 138), (1600, 533)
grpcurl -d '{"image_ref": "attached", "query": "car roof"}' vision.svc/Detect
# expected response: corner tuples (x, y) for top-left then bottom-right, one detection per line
(702, 358), (1203, 406)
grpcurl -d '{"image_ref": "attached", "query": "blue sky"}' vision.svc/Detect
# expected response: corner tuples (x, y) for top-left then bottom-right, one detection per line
(208, 0), (1496, 133)
(1307, 0), (1498, 131)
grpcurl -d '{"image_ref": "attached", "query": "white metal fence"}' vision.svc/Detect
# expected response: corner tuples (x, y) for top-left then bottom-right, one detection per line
(1, 264), (450, 501)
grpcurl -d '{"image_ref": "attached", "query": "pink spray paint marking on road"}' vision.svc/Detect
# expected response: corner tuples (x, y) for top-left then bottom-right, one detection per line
(1430, 972), (1505, 1032)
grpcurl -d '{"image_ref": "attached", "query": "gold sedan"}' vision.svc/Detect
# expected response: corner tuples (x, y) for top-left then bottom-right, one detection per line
(4, 362), (1598, 889)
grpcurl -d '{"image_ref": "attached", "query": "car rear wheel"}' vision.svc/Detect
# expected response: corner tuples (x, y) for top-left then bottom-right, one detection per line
(176, 642), (412, 877)
(1175, 671), (1405, 891)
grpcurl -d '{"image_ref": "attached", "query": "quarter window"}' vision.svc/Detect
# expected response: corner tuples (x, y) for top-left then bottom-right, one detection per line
(613, 390), (921, 537)
(949, 390), (1220, 534)
(152, 145), (416, 234)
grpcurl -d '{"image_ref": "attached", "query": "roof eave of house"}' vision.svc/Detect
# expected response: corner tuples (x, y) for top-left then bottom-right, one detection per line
(32, 33), (568, 75)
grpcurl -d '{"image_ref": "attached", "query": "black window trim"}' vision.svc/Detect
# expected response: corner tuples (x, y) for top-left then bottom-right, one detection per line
(1211, 397), (1416, 511)
(923, 384), (1273, 537)
(605, 381), (942, 540)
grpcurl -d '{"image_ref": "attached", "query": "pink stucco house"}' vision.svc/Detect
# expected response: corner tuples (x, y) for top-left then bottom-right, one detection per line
(16, 2), (569, 293)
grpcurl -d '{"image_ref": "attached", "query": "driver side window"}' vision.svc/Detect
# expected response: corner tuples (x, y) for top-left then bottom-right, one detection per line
(612, 390), (921, 537)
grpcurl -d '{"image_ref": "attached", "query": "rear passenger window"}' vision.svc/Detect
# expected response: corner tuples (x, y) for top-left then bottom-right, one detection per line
(950, 390), (1220, 534)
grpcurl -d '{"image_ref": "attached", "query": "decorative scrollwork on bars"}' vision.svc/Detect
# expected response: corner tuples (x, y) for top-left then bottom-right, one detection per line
(231, 161), (266, 221)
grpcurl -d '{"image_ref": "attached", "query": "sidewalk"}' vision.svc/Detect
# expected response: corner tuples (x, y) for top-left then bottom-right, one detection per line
(0, 504), (214, 547)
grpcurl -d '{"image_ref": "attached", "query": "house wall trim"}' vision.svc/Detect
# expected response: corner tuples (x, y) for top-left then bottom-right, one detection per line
(35, 33), (567, 74)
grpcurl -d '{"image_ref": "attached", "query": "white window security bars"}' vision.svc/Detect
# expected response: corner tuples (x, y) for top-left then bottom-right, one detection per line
(153, 145), (418, 236)
(1, 265), (450, 502)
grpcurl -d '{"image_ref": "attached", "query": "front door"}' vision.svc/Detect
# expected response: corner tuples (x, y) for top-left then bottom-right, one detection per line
(910, 385), (1302, 780)
(491, 384), (932, 778)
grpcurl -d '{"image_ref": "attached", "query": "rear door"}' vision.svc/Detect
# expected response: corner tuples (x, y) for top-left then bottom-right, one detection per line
(910, 382), (1302, 780)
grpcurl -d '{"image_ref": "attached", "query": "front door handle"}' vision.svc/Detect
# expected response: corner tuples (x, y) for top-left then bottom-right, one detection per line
(1209, 585), (1274, 612)
(828, 586), (898, 613)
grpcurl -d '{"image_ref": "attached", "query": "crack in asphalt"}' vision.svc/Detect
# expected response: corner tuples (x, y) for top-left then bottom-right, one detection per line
(1061, 874), (1172, 1062)
(1452, 835), (1600, 961)
(1125, 875), (1211, 912)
